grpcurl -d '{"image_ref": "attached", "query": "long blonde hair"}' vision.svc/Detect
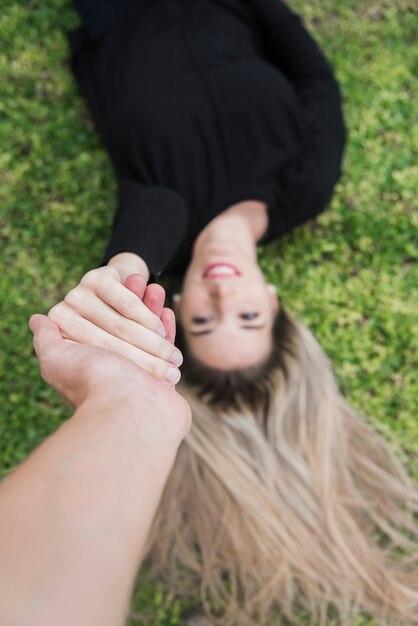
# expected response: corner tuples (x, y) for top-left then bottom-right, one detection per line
(144, 308), (418, 625)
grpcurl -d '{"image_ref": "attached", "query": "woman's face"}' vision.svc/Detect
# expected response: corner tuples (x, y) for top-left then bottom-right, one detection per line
(176, 245), (278, 370)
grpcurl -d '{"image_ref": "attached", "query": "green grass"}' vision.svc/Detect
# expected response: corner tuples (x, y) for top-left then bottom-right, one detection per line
(1, 1), (417, 624)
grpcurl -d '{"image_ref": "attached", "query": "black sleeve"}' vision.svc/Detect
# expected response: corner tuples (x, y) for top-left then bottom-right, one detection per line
(102, 176), (189, 278)
(249, 0), (346, 237)
(69, 31), (189, 277)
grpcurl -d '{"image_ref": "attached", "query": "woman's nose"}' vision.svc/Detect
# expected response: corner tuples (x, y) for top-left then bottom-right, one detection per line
(209, 282), (234, 299)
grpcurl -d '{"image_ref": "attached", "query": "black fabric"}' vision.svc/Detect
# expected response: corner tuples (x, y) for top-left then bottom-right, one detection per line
(69, 0), (346, 277)
(73, 0), (131, 39)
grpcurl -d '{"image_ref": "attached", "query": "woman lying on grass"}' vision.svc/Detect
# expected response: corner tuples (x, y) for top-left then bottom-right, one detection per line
(48, 0), (418, 624)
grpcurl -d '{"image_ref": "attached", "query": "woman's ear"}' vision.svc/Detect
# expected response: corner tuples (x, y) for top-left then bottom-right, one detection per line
(268, 284), (279, 312)
(172, 293), (181, 314)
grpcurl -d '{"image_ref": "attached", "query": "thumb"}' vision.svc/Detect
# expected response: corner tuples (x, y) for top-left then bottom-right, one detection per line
(29, 314), (64, 359)
(28, 313), (43, 333)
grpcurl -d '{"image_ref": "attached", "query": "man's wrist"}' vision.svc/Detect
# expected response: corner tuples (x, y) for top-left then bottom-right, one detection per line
(75, 380), (187, 451)
(107, 252), (150, 282)
(80, 384), (142, 415)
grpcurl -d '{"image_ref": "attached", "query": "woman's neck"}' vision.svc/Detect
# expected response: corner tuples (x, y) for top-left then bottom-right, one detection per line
(193, 199), (268, 260)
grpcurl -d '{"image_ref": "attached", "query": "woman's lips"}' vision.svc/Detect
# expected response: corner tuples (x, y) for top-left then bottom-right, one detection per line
(202, 263), (241, 279)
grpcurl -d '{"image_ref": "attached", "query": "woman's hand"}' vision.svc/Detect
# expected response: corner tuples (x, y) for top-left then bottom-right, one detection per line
(48, 267), (182, 385)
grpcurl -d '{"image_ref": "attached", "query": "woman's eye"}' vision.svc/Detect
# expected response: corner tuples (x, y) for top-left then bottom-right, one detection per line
(240, 312), (259, 320)
(191, 316), (212, 325)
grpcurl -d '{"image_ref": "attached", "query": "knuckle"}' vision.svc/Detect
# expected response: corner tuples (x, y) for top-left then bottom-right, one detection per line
(81, 267), (118, 290)
(106, 266), (121, 280)
(120, 296), (158, 329)
(142, 310), (160, 330)
(113, 319), (133, 342)
(80, 268), (99, 287)
(93, 271), (109, 292)
(48, 302), (66, 323)
(150, 357), (166, 380)
(64, 288), (81, 309)
(120, 292), (138, 315)
(155, 337), (173, 360)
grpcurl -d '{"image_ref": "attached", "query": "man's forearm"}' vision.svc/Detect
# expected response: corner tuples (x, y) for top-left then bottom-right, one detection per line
(0, 390), (181, 626)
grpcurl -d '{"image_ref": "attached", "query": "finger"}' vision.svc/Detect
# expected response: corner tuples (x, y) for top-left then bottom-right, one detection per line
(48, 304), (181, 384)
(58, 293), (182, 366)
(85, 274), (166, 337)
(161, 307), (176, 344)
(123, 274), (147, 300)
(29, 314), (44, 335)
(143, 283), (166, 318)
(29, 314), (64, 359)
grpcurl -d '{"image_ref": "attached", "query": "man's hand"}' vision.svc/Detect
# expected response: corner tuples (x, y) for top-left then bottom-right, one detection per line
(47, 268), (182, 384)
(29, 315), (191, 440)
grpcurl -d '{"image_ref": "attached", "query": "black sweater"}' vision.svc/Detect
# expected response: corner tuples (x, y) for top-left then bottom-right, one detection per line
(70, 0), (346, 276)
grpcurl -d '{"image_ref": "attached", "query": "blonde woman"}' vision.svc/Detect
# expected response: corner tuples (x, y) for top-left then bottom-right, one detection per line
(48, 0), (418, 624)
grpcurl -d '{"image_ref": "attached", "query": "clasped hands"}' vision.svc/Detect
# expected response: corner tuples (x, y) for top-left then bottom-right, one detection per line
(30, 266), (190, 436)
(47, 267), (183, 384)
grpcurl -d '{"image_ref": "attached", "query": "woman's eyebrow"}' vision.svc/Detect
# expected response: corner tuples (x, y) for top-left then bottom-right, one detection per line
(189, 324), (266, 336)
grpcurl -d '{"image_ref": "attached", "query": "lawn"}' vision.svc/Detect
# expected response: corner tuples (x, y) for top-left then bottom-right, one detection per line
(1, 1), (417, 624)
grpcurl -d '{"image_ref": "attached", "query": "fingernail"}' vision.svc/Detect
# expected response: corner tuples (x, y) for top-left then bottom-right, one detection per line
(170, 350), (183, 367)
(165, 367), (181, 385)
(156, 325), (166, 337)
